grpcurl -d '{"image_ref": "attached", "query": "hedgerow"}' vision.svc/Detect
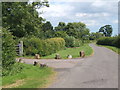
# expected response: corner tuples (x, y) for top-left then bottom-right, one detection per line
(97, 35), (120, 48)
(22, 37), (65, 56)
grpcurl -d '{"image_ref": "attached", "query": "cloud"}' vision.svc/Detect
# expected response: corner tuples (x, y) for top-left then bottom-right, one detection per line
(112, 20), (118, 24)
(92, 0), (107, 7)
(48, 0), (118, 3)
(81, 20), (100, 26)
(75, 12), (110, 18)
(37, 4), (74, 18)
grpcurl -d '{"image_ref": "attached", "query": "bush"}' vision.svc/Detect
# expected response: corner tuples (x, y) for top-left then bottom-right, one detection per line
(21, 37), (44, 56)
(112, 35), (120, 48)
(43, 38), (65, 56)
(2, 63), (23, 76)
(2, 29), (23, 76)
(64, 36), (82, 47)
(21, 37), (65, 56)
(2, 28), (16, 71)
(97, 36), (120, 48)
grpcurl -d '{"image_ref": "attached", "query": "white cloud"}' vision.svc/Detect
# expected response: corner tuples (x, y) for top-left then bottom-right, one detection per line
(37, 4), (74, 18)
(75, 12), (110, 18)
(92, 0), (107, 7)
(112, 20), (118, 24)
(48, 0), (118, 3)
(81, 20), (100, 26)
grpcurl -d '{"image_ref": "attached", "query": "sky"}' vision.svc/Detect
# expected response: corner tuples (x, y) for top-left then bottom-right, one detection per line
(37, 0), (119, 36)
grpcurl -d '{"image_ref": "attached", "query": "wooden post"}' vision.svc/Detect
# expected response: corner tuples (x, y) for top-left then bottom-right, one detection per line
(19, 41), (23, 56)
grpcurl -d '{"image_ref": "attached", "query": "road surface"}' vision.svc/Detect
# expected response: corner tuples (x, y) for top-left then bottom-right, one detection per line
(20, 44), (118, 88)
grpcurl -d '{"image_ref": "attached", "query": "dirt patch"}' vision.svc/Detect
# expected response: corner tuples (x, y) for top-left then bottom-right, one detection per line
(2, 79), (25, 88)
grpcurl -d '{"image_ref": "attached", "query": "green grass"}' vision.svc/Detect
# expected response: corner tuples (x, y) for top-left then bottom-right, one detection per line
(2, 63), (55, 88)
(42, 44), (93, 59)
(20, 44), (93, 59)
(97, 44), (120, 54)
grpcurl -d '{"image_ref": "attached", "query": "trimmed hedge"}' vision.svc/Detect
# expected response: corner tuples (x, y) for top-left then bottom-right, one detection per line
(97, 36), (120, 48)
(22, 37), (65, 56)
(64, 36), (82, 47)
(44, 38), (65, 55)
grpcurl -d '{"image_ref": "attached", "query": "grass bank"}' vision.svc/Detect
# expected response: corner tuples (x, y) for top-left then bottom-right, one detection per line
(2, 63), (56, 88)
(42, 44), (93, 59)
(97, 44), (120, 54)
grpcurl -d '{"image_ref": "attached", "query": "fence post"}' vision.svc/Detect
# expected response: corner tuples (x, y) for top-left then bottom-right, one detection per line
(19, 41), (23, 56)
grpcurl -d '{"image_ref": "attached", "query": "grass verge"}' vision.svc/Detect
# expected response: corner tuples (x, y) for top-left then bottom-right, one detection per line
(97, 44), (120, 54)
(42, 44), (93, 59)
(2, 63), (56, 88)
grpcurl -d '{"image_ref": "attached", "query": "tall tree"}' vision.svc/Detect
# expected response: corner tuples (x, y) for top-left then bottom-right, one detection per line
(65, 22), (89, 39)
(2, 1), (49, 38)
(99, 25), (113, 37)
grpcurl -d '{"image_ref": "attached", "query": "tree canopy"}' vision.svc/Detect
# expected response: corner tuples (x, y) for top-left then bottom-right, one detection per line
(2, 1), (49, 38)
(99, 25), (113, 37)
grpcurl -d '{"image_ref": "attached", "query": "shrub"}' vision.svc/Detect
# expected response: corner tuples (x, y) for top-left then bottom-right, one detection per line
(97, 36), (120, 48)
(64, 36), (82, 47)
(2, 29), (24, 76)
(112, 36), (120, 48)
(74, 39), (82, 47)
(20, 36), (44, 56)
(21, 37), (65, 56)
(2, 63), (23, 76)
(41, 37), (65, 56)
(2, 28), (16, 71)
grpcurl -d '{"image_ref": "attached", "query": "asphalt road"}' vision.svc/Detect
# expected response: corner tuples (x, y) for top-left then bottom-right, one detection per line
(20, 44), (118, 88)
(49, 44), (118, 88)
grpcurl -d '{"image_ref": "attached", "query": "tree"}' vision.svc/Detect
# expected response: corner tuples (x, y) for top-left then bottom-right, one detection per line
(65, 22), (90, 39)
(42, 21), (53, 32)
(53, 31), (68, 38)
(99, 25), (113, 37)
(41, 21), (54, 38)
(54, 22), (66, 31)
(2, 1), (49, 38)
(89, 32), (104, 40)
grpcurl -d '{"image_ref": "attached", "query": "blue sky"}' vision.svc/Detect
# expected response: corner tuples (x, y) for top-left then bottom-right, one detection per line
(37, 0), (119, 36)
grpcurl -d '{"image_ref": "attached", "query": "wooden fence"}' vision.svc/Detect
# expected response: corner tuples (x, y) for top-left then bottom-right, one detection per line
(16, 41), (23, 56)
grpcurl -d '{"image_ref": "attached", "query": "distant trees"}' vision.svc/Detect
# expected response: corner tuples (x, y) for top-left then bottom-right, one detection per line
(42, 21), (53, 32)
(54, 22), (90, 40)
(42, 21), (54, 38)
(89, 32), (104, 40)
(54, 22), (66, 31)
(99, 25), (113, 37)
(65, 22), (89, 39)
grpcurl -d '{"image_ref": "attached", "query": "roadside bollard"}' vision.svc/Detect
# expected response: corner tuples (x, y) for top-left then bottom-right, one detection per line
(80, 51), (85, 58)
